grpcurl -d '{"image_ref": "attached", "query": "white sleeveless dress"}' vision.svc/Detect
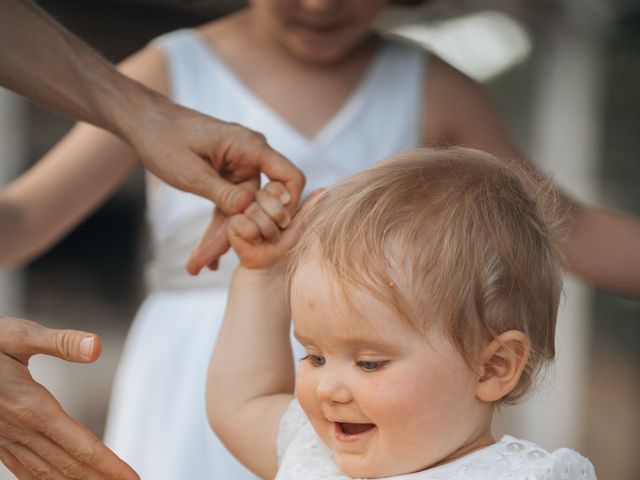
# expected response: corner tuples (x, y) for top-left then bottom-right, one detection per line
(103, 29), (426, 479)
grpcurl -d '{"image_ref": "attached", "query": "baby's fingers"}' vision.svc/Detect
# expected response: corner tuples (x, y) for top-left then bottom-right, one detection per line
(228, 214), (263, 246)
(257, 182), (292, 228)
(244, 201), (282, 242)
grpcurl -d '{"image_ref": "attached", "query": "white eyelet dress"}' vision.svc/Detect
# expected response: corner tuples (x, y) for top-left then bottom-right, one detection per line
(102, 29), (426, 479)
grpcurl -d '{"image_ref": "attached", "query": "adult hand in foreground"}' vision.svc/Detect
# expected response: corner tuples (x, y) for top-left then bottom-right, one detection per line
(0, 317), (139, 480)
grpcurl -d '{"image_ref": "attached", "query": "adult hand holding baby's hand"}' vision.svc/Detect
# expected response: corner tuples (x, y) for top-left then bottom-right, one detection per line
(228, 182), (297, 269)
(187, 182), (320, 273)
(228, 184), (324, 269)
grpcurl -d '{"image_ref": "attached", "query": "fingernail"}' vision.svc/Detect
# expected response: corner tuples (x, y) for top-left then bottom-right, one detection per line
(279, 191), (291, 205)
(79, 337), (94, 359)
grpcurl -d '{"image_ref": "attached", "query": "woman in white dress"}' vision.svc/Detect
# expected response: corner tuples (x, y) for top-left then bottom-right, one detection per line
(1, 2), (638, 479)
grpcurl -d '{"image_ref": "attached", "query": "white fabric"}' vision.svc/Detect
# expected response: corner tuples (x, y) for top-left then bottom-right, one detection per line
(103, 29), (426, 479)
(276, 400), (597, 480)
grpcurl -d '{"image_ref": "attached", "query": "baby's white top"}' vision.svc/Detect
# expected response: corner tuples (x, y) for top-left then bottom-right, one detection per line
(276, 400), (596, 480)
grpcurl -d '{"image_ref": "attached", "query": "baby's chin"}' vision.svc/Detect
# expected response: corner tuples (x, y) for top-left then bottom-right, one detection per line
(336, 454), (426, 479)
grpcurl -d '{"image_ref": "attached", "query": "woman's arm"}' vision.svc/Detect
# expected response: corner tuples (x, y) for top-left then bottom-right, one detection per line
(0, 45), (168, 266)
(424, 54), (640, 297)
(0, 0), (145, 135)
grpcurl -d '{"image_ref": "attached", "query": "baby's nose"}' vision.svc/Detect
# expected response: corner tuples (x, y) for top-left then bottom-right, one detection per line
(316, 368), (351, 404)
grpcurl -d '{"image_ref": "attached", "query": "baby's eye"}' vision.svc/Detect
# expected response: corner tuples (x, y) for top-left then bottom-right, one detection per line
(301, 354), (326, 367)
(356, 360), (388, 372)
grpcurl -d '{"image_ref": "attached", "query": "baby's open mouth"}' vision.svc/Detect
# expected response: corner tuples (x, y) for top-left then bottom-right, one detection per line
(337, 422), (376, 436)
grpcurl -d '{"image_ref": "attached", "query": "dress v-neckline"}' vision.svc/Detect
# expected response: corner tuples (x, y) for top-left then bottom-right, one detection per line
(189, 30), (387, 148)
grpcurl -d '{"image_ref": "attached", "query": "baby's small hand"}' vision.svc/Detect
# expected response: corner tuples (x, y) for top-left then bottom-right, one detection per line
(228, 182), (298, 269)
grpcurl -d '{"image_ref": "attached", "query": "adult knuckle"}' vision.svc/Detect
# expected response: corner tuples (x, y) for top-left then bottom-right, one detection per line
(219, 187), (238, 211)
(0, 423), (23, 444)
(0, 447), (17, 470)
(2, 321), (31, 350)
(30, 462), (57, 480)
(10, 400), (42, 429)
(57, 456), (86, 478)
(12, 410), (42, 434)
(256, 133), (268, 145)
(247, 128), (267, 144)
(67, 439), (96, 465)
(13, 386), (59, 430)
(54, 331), (76, 359)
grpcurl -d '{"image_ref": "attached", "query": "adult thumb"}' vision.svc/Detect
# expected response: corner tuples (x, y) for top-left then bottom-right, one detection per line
(0, 317), (102, 364)
(44, 328), (102, 363)
(188, 166), (254, 215)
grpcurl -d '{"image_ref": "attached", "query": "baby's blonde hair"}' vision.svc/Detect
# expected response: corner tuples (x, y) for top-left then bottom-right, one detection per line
(288, 147), (565, 403)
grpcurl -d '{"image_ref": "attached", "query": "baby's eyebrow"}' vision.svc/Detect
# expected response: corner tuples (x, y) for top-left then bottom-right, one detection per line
(293, 330), (397, 352)
(342, 337), (396, 351)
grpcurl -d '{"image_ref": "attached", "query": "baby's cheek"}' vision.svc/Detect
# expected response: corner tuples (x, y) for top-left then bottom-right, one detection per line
(294, 367), (316, 411)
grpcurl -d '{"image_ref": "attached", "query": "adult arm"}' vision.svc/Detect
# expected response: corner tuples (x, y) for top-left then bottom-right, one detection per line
(0, 317), (139, 479)
(0, 45), (162, 266)
(0, 42), (303, 267)
(0, 44), (178, 480)
(0, 0), (304, 215)
(424, 54), (640, 297)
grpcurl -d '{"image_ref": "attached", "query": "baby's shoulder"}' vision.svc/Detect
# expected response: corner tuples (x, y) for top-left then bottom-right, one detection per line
(440, 436), (596, 480)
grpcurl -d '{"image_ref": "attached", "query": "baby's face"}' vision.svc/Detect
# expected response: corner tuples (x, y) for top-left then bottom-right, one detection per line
(290, 256), (494, 478)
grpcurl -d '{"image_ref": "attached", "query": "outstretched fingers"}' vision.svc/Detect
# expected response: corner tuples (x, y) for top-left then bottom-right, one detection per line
(0, 447), (38, 480)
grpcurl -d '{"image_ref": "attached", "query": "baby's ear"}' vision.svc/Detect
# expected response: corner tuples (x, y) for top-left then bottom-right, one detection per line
(476, 331), (530, 402)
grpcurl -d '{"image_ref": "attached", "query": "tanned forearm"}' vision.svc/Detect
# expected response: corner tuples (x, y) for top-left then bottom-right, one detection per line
(0, 0), (155, 138)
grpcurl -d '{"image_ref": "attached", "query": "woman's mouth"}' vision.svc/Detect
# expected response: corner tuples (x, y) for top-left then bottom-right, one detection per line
(297, 20), (349, 35)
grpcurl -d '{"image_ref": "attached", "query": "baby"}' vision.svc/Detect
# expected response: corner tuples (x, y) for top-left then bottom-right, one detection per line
(206, 148), (596, 479)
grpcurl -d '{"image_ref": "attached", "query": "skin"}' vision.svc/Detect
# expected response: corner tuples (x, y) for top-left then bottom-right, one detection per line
(0, 1), (303, 478)
(1, 0), (304, 215)
(249, 0), (387, 66)
(291, 258), (494, 478)
(2, 0), (639, 478)
(0, 318), (139, 480)
(207, 191), (529, 478)
(188, 0), (640, 296)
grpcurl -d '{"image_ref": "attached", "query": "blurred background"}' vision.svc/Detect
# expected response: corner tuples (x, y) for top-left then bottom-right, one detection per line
(0, 0), (638, 478)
